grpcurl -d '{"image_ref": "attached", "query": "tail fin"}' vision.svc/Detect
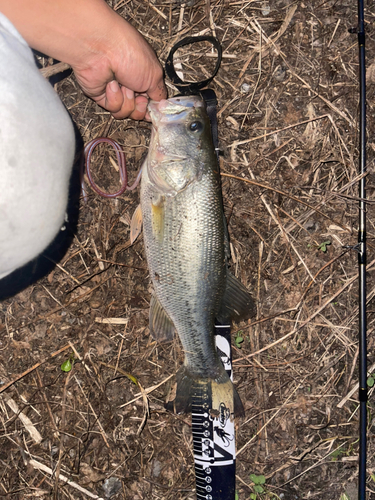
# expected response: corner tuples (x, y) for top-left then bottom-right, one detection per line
(165, 365), (244, 417)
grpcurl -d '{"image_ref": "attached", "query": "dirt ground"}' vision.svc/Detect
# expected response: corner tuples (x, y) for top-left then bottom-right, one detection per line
(1, 0), (374, 499)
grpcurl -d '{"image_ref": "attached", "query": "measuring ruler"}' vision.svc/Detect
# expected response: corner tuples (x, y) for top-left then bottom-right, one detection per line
(191, 323), (236, 500)
(165, 38), (236, 499)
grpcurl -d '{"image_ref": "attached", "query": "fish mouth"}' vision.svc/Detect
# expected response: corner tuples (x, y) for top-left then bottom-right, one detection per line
(148, 96), (204, 123)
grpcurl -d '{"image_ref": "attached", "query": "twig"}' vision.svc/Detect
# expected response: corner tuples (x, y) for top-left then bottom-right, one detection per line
(54, 369), (72, 499)
(2, 395), (42, 444)
(235, 5), (297, 88)
(230, 114), (329, 150)
(296, 250), (351, 308)
(237, 380), (304, 456)
(337, 360), (375, 408)
(0, 344), (74, 394)
(29, 458), (103, 499)
(0, 273), (114, 336)
(39, 62), (71, 78)
(35, 369), (60, 437)
(239, 258), (375, 361)
(221, 171), (350, 232)
(119, 373), (174, 408)
(98, 361), (149, 434)
(178, 3), (185, 32)
(281, 441), (349, 486)
(74, 375), (111, 449)
(248, 166), (314, 281)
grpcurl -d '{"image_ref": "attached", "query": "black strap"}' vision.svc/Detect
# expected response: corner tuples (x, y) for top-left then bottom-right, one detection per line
(200, 88), (220, 162)
(165, 35), (222, 94)
(165, 36), (222, 159)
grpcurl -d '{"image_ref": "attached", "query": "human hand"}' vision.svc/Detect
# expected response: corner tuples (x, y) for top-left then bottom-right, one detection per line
(71, 14), (167, 120)
(0, 0), (167, 121)
(72, 15), (167, 120)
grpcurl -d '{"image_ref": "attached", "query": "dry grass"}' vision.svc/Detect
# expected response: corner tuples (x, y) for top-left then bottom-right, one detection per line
(1, 1), (375, 499)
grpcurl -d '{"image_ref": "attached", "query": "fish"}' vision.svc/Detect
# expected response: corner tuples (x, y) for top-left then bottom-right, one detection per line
(138, 95), (255, 416)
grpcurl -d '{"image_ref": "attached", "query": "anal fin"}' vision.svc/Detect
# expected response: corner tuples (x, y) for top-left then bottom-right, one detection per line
(149, 294), (175, 343)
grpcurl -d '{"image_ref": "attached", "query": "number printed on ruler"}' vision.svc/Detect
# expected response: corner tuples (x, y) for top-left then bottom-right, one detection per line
(192, 381), (235, 498)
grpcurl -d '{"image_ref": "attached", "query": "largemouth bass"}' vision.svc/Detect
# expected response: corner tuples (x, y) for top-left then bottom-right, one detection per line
(139, 95), (254, 415)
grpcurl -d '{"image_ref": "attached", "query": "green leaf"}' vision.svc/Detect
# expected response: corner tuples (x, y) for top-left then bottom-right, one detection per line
(257, 475), (266, 485)
(254, 485), (264, 493)
(235, 492), (239, 500)
(125, 373), (138, 385)
(249, 474), (258, 483)
(250, 494), (257, 500)
(235, 336), (244, 348)
(367, 376), (375, 388)
(235, 331), (244, 348)
(61, 359), (72, 372)
(317, 240), (331, 252)
(330, 449), (342, 461)
(339, 494), (350, 500)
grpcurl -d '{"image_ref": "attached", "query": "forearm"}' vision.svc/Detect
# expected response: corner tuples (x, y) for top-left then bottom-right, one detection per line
(0, 0), (121, 67)
(0, 0), (167, 119)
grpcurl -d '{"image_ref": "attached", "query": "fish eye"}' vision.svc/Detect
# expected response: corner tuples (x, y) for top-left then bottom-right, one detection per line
(189, 121), (203, 133)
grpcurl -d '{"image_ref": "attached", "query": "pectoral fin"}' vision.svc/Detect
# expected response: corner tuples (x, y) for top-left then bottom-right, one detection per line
(130, 204), (143, 244)
(151, 194), (165, 242)
(217, 271), (256, 324)
(149, 294), (175, 342)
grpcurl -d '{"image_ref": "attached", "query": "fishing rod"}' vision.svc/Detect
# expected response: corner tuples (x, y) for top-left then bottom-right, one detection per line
(350, 1), (367, 497)
(356, 1), (367, 497)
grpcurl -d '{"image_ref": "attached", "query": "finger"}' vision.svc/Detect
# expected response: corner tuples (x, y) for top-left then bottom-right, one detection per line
(128, 96), (148, 121)
(147, 77), (168, 102)
(112, 93), (148, 121)
(104, 80), (125, 114)
(146, 64), (168, 102)
(94, 85), (146, 120)
(106, 84), (137, 119)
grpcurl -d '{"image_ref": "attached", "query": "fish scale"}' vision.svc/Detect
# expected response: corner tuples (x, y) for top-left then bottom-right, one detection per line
(140, 95), (254, 415)
(142, 163), (224, 378)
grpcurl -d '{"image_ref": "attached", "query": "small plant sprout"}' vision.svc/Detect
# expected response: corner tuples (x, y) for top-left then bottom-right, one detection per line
(308, 240), (331, 252)
(367, 374), (375, 388)
(330, 448), (344, 462)
(317, 240), (331, 252)
(248, 474), (280, 499)
(249, 474), (266, 498)
(61, 353), (75, 372)
(235, 330), (244, 349)
(339, 494), (350, 500)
